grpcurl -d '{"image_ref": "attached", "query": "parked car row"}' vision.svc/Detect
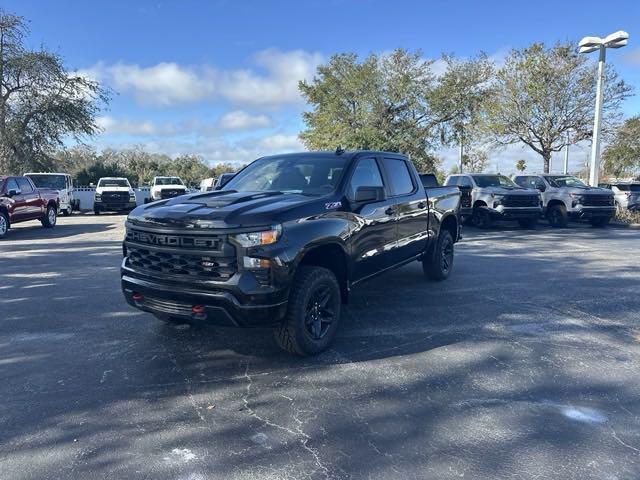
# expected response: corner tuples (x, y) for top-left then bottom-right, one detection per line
(444, 173), (619, 229)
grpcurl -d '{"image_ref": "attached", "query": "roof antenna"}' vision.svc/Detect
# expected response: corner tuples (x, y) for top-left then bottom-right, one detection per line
(335, 146), (345, 156)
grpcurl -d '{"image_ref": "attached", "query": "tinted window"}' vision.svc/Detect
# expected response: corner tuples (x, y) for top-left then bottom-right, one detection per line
(348, 158), (384, 199)
(28, 174), (66, 190)
(5, 178), (20, 193)
(444, 176), (458, 186)
(383, 158), (414, 196)
(543, 175), (586, 188)
(459, 176), (472, 187)
(514, 176), (539, 189)
(614, 184), (640, 192)
(472, 175), (518, 188)
(16, 177), (33, 192)
(98, 178), (131, 188)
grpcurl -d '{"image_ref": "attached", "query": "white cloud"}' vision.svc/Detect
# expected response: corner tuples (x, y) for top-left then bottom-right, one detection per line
(79, 49), (322, 108)
(218, 49), (322, 106)
(217, 110), (272, 130)
(96, 116), (177, 136)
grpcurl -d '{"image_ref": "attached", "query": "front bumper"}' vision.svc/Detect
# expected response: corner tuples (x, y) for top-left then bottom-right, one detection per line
(121, 259), (288, 327)
(569, 206), (616, 219)
(95, 200), (137, 211)
(491, 206), (542, 219)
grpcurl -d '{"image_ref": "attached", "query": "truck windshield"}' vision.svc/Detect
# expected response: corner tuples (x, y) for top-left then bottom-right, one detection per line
(543, 176), (587, 188)
(27, 174), (67, 190)
(98, 179), (130, 188)
(472, 175), (519, 188)
(155, 177), (183, 186)
(223, 156), (348, 195)
(615, 184), (640, 192)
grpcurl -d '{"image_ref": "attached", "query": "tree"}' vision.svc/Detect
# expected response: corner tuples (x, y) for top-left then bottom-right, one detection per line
(0, 10), (108, 173)
(75, 161), (126, 186)
(302, 50), (485, 172)
(516, 159), (527, 172)
(483, 42), (632, 173)
(602, 116), (640, 178)
(461, 148), (488, 173)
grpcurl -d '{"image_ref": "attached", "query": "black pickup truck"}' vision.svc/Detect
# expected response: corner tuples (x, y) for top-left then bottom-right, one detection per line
(121, 150), (461, 355)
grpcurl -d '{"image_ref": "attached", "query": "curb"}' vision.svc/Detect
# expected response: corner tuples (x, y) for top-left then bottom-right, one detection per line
(609, 221), (640, 230)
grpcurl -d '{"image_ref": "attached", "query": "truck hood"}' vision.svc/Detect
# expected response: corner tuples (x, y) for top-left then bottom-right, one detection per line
(96, 186), (132, 194)
(479, 186), (538, 195)
(556, 186), (612, 195)
(127, 190), (325, 229)
(152, 185), (187, 191)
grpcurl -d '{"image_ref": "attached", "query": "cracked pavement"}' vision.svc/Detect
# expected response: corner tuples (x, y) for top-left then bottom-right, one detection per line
(1, 214), (639, 479)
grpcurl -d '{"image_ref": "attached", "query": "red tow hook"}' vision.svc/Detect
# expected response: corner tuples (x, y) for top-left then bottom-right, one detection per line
(191, 305), (207, 319)
(132, 293), (144, 302)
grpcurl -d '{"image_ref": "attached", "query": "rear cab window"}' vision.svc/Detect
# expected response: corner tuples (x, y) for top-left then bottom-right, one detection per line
(382, 158), (415, 196)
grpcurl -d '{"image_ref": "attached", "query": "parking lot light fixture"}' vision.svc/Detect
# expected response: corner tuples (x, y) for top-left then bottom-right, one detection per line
(578, 30), (629, 187)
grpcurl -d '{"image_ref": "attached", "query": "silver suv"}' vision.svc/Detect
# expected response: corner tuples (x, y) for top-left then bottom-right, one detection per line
(513, 174), (615, 227)
(445, 173), (541, 229)
(599, 182), (640, 212)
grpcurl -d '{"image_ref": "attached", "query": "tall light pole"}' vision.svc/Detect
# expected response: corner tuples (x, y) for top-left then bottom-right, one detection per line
(578, 30), (629, 186)
(563, 131), (570, 175)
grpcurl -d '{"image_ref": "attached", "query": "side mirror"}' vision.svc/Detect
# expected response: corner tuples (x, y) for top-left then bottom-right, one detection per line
(536, 184), (546, 192)
(89, 182), (95, 187)
(7, 189), (19, 197)
(355, 186), (385, 203)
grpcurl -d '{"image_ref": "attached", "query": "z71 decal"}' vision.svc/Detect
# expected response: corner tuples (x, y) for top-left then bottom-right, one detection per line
(325, 201), (342, 210)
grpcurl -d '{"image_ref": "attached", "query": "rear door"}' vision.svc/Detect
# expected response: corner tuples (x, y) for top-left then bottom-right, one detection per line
(380, 156), (429, 262)
(347, 156), (398, 282)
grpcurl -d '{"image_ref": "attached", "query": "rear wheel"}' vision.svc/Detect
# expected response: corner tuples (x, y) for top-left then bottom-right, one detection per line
(423, 230), (454, 281)
(589, 216), (611, 227)
(546, 204), (568, 228)
(517, 217), (538, 229)
(274, 266), (341, 356)
(471, 206), (493, 229)
(0, 211), (9, 238)
(41, 205), (57, 228)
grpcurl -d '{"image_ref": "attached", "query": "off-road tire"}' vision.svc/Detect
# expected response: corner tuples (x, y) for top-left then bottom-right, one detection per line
(274, 266), (341, 356)
(0, 211), (9, 239)
(41, 205), (57, 228)
(471, 206), (493, 229)
(423, 230), (454, 281)
(547, 204), (568, 228)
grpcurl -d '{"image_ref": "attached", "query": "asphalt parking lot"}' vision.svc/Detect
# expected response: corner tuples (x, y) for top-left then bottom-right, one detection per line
(1, 214), (639, 480)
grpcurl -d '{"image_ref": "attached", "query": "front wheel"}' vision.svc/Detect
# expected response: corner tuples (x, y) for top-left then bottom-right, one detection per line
(0, 211), (9, 239)
(471, 207), (493, 229)
(41, 205), (57, 228)
(547, 204), (568, 228)
(423, 230), (454, 281)
(274, 266), (341, 356)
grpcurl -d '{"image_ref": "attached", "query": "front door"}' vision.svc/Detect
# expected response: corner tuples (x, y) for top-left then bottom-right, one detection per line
(347, 157), (398, 282)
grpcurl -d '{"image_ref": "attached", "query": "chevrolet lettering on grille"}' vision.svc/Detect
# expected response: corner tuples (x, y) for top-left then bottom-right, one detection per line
(127, 230), (219, 249)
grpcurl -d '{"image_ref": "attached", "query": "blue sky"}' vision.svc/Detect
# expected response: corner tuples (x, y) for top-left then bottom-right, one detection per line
(4, 0), (640, 172)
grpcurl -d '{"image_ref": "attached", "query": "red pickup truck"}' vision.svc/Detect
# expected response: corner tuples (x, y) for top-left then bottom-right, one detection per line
(0, 176), (60, 239)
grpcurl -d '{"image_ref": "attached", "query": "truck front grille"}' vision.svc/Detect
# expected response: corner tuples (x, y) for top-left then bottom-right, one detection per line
(160, 189), (186, 199)
(127, 245), (237, 280)
(102, 192), (130, 204)
(502, 195), (540, 207)
(581, 195), (614, 206)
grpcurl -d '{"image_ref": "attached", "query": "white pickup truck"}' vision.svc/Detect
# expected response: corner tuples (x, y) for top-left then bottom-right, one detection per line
(513, 174), (616, 227)
(148, 176), (188, 202)
(25, 172), (79, 216)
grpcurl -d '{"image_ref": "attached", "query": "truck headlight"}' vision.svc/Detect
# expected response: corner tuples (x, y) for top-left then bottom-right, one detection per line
(129, 192), (136, 201)
(570, 193), (584, 207)
(94, 193), (101, 200)
(232, 225), (282, 247)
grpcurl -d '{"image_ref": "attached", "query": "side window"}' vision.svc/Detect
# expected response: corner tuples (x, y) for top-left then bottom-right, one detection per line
(6, 178), (20, 193)
(444, 177), (458, 186)
(382, 158), (415, 196)
(459, 176), (472, 188)
(16, 177), (33, 193)
(348, 158), (384, 199)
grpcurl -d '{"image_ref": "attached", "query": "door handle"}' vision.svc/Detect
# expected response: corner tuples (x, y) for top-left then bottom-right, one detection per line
(385, 207), (396, 216)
